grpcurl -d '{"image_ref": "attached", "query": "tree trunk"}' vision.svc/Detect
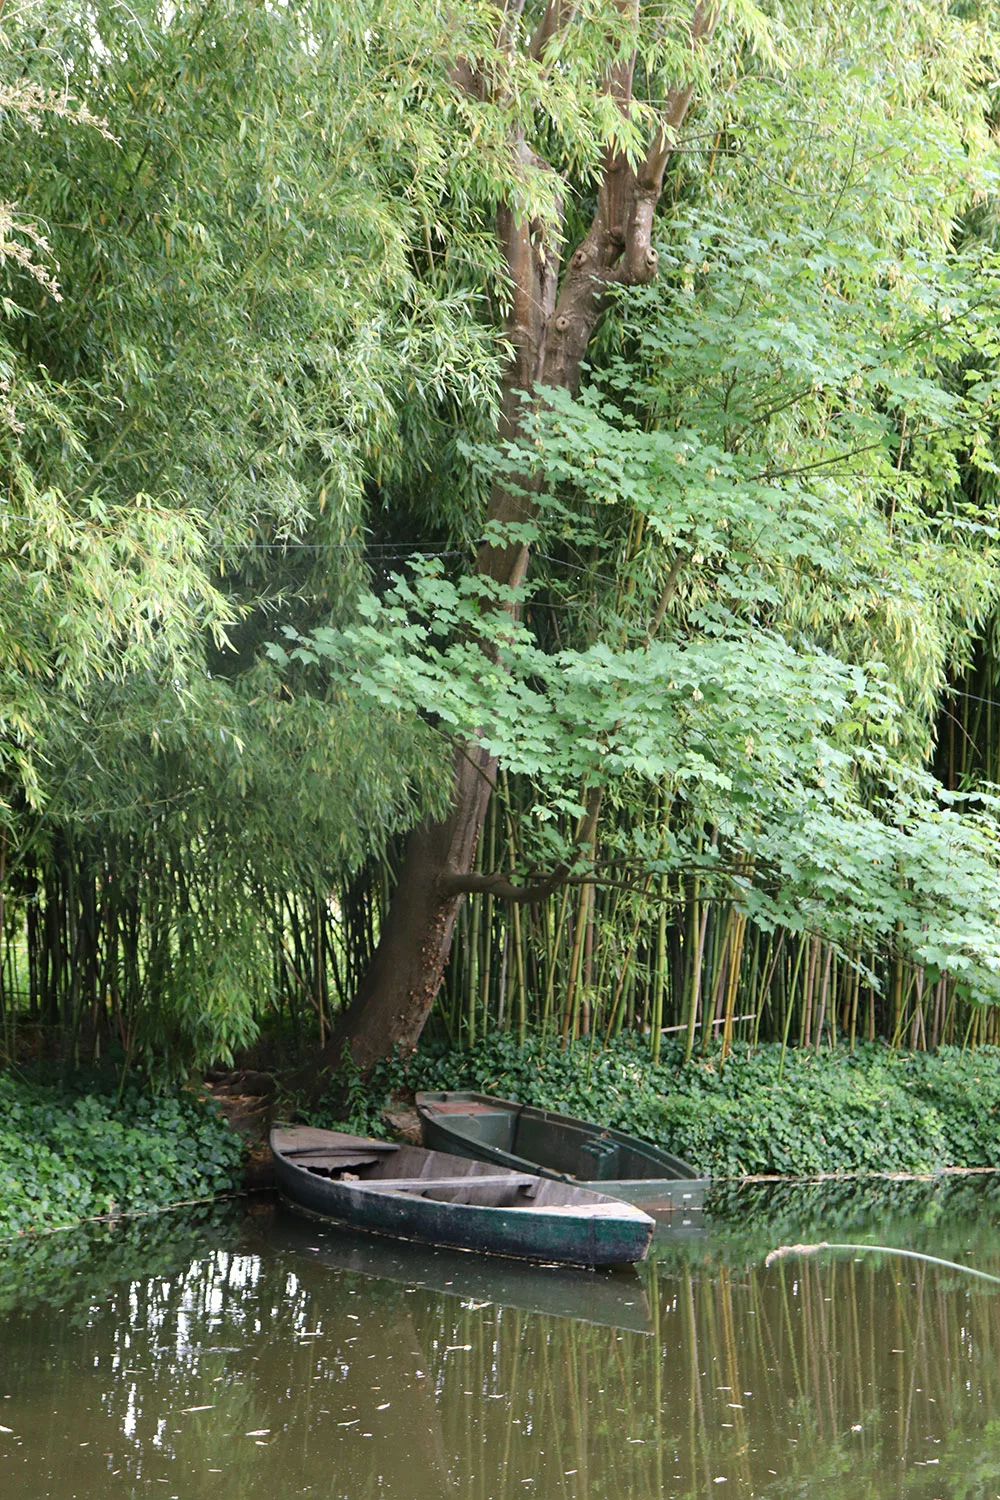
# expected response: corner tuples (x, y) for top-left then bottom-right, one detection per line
(326, 743), (496, 1071)
(315, 3), (719, 1081)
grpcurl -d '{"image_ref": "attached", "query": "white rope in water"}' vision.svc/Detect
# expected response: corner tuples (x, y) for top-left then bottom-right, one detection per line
(765, 1241), (1000, 1285)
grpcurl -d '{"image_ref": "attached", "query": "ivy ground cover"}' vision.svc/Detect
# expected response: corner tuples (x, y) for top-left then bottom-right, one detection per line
(328, 1036), (1000, 1180)
(0, 1077), (243, 1239)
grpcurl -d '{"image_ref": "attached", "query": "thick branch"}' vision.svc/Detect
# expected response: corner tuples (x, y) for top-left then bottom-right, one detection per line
(450, 0), (528, 101)
(544, 1), (720, 391)
(437, 869), (580, 902)
(529, 0), (577, 61)
(440, 783), (603, 902)
(475, 136), (563, 594)
(644, 549), (687, 643)
(622, 1), (718, 282)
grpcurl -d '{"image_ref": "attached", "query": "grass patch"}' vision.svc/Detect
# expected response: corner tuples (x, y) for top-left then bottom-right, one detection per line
(0, 1074), (244, 1239)
(316, 1035), (1000, 1178)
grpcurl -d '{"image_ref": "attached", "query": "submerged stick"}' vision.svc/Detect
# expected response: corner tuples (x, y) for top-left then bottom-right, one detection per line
(765, 1241), (1000, 1286)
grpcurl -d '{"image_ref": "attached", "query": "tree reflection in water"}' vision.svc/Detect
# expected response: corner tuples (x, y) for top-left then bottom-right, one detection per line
(2, 1180), (1000, 1498)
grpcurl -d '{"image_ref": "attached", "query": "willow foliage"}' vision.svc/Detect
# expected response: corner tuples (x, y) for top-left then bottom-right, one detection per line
(0, 0), (507, 1064)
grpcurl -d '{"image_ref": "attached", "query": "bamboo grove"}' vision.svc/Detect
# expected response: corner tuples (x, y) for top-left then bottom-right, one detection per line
(6, 2), (1000, 1075)
(6, 739), (1000, 1073)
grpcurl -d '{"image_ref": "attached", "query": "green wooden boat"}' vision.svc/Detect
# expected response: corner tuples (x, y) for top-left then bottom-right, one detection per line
(415, 1092), (710, 1213)
(271, 1126), (655, 1267)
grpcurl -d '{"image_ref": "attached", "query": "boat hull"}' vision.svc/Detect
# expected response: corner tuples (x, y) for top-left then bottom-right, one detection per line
(271, 1131), (654, 1267)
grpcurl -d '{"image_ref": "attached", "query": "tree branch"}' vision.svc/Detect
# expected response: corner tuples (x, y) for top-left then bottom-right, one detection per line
(529, 0), (577, 61)
(621, 0), (720, 283)
(644, 549), (687, 643)
(438, 783), (602, 901)
(541, 1), (720, 391)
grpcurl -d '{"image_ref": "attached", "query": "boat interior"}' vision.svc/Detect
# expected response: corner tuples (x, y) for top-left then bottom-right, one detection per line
(273, 1130), (637, 1212)
(422, 1098), (667, 1182)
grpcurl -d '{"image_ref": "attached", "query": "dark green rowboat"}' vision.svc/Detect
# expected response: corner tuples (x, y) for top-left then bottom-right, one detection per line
(271, 1126), (655, 1266)
(415, 1092), (709, 1213)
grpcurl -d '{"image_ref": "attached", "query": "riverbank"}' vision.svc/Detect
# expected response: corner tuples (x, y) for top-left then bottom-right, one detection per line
(0, 1075), (244, 1239)
(4, 1036), (1000, 1239)
(319, 1035), (1000, 1179)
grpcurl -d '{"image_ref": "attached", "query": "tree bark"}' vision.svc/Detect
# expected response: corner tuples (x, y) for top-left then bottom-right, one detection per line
(318, 3), (719, 1078)
(318, 744), (493, 1069)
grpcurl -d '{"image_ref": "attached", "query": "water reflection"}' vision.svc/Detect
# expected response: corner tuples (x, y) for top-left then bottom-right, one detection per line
(2, 1183), (1000, 1497)
(268, 1211), (655, 1334)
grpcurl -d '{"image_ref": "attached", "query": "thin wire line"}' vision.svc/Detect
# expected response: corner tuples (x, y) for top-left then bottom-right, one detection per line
(0, 520), (467, 557)
(5, 510), (999, 712)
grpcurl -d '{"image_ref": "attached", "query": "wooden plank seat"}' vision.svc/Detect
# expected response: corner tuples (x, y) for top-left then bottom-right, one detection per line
(281, 1140), (399, 1158)
(280, 1134), (400, 1173)
(361, 1173), (540, 1193)
(429, 1100), (513, 1116)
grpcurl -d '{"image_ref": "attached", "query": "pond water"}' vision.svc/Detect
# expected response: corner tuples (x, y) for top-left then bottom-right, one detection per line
(4, 1176), (1000, 1498)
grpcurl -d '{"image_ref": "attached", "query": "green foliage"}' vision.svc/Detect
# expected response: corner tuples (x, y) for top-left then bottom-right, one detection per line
(0, 0), (495, 1068)
(7, 0), (1000, 1072)
(317, 1036), (1000, 1178)
(283, 0), (1000, 1023)
(0, 1075), (243, 1239)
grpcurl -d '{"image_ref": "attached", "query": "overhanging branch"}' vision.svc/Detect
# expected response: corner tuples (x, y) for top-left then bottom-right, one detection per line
(438, 783), (603, 901)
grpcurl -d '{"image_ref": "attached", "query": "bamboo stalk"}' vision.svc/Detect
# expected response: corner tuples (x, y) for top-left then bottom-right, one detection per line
(683, 876), (706, 1065)
(847, 946), (861, 1053)
(813, 942), (833, 1054)
(650, 873), (668, 1062)
(561, 882), (590, 1047)
(540, 885), (571, 1047)
(778, 934), (810, 1081)
(719, 909), (747, 1064)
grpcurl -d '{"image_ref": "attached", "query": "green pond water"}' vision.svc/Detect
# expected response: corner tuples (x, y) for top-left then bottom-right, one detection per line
(4, 1177), (1000, 1498)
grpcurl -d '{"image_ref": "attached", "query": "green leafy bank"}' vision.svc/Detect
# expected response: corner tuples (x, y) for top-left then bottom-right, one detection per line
(326, 1037), (1000, 1180)
(0, 1078), (243, 1240)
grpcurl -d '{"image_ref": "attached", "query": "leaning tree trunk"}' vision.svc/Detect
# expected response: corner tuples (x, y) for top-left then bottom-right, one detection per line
(328, 744), (496, 1065)
(322, 3), (719, 1077)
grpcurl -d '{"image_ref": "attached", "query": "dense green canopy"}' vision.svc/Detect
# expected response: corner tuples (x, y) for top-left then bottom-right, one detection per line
(4, 0), (1000, 1070)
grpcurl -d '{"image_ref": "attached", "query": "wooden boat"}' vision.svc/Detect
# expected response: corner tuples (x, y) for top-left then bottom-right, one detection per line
(270, 1126), (655, 1267)
(254, 1207), (655, 1334)
(415, 1091), (710, 1212)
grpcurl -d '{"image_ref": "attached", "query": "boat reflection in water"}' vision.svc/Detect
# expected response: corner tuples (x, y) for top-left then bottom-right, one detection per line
(259, 1209), (656, 1334)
